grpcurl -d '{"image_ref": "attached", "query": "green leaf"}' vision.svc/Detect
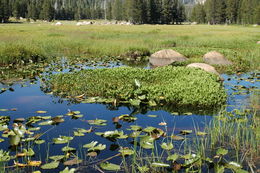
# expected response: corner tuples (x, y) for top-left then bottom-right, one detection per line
(151, 162), (170, 167)
(138, 166), (149, 173)
(83, 141), (98, 148)
(130, 125), (142, 131)
(171, 135), (185, 141)
(119, 148), (135, 156)
(167, 153), (179, 161)
(59, 167), (76, 173)
(180, 130), (193, 135)
(35, 139), (45, 145)
(140, 136), (154, 149)
(41, 161), (59, 169)
(87, 119), (107, 126)
(100, 162), (120, 171)
(216, 148), (228, 156)
(62, 146), (76, 152)
(49, 155), (65, 161)
(161, 142), (174, 150)
(129, 99), (141, 106)
(0, 150), (10, 162)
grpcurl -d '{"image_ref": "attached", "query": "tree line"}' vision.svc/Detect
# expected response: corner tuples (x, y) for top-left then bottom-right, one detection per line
(191, 0), (260, 24)
(0, 0), (186, 24)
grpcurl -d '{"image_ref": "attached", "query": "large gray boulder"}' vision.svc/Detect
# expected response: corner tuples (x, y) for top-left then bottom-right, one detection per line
(203, 51), (232, 65)
(187, 63), (219, 75)
(149, 49), (187, 67)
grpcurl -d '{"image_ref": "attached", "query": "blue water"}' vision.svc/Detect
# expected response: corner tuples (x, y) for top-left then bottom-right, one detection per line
(0, 67), (259, 172)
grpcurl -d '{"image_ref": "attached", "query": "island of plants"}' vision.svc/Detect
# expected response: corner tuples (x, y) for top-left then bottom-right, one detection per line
(44, 66), (227, 108)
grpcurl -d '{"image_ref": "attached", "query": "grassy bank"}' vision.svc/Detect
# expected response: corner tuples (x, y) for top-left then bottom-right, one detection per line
(0, 22), (259, 71)
(44, 66), (226, 107)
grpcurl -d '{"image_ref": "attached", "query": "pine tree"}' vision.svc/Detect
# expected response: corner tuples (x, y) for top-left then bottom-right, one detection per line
(254, 4), (260, 24)
(40, 0), (55, 22)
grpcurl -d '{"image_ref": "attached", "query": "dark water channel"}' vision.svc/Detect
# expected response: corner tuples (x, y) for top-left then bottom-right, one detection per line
(0, 62), (259, 172)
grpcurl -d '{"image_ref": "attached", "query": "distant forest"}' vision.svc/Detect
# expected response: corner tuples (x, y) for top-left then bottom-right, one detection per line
(0, 0), (259, 24)
(192, 0), (260, 24)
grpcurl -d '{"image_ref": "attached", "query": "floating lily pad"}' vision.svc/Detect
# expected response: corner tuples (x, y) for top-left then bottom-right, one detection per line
(53, 136), (73, 144)
(180, 130), (193, 135)
(61, 146), (76, 152)
(119, 148), (135, 156)
(151, 162), (170, 167)
(63, 158), (82, 166)
(49, 155), (65, 161)
(167, 153), (179, 161)
(216, 148), (228, 156)
(60, 167), (76, 173)
(28, 160), (42, 167)
(87, 119), (107, 126)
(147, 115), (158, 118)
(41, 161), (59, 169)
(118, 114), (137, 122)
(36, 111), (47, 114)
(161, 142), (174, 150)
(129, 125), (142, 131)
(35, 139), (45, 145)
(197, 131), (207, 136)
(100, 162), (120, 171)
(140, 136), (154, 149)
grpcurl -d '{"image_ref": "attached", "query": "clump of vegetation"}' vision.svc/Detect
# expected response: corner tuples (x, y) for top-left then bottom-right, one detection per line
(44, 66), (227, 107)
(0, 44), (48, 66)
(122, 47), (151, 61)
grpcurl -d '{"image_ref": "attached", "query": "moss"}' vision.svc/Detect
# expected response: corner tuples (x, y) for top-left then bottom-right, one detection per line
(45, 66), (227, 108)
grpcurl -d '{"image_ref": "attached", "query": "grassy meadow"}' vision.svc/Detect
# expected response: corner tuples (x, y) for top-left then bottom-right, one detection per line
(0, 22), (259, 71)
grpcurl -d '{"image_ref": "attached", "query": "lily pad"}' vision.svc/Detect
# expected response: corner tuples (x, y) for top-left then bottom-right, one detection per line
(119, 148), (135, 156)
(49, 155), (65, 161)
(216, 148), (228, 156)
(161, 142), (174, 150)
(36, 111), (47, 114)
(63, 158), (82, 166)
(100, 162), (120, 171)
(140, 136), (154, 149)
(60, 167), (76, 173)
(180, 130), (193, 135)
(87, 119), (107, 126)
(62, 146), (76, 152)
(151, 162), (170, 167)
(41, 161), (59, 169)
(167, 153), (179, 161)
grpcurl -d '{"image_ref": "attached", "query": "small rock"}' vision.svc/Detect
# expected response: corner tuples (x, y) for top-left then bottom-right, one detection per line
(55, 22), (62, 26)
(203, 51), (232, 65)
(257, 41), (260, 44)
(149, 49), (187, 67)
(187, 63), (219, 75)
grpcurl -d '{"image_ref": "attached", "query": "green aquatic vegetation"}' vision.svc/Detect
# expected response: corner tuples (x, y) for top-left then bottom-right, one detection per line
(45, 66), (227, 108)
(0, 44), (49, 66)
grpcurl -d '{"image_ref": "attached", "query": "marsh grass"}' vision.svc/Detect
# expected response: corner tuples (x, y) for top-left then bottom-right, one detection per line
(120, 109), (259, 173)
(0, 23), (259, 71)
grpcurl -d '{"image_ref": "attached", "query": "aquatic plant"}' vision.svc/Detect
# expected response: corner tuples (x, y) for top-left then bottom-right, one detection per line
(44, 66), (227, 108)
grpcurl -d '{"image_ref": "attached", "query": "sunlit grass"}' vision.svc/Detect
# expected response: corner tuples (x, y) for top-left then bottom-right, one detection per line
(0, 23), (259, 70)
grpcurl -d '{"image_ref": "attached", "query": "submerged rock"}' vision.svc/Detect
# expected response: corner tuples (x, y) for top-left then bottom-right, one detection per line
(203, 51), (232, 65)
(149, 49), (187, 67)
(187, 63), (219, 75)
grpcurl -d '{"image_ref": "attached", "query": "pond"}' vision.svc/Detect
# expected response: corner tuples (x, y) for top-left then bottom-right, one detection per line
(0, 61), (259, 172)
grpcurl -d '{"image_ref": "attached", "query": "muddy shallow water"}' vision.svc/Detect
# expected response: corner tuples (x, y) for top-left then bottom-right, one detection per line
(0, 63), (259, 172)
